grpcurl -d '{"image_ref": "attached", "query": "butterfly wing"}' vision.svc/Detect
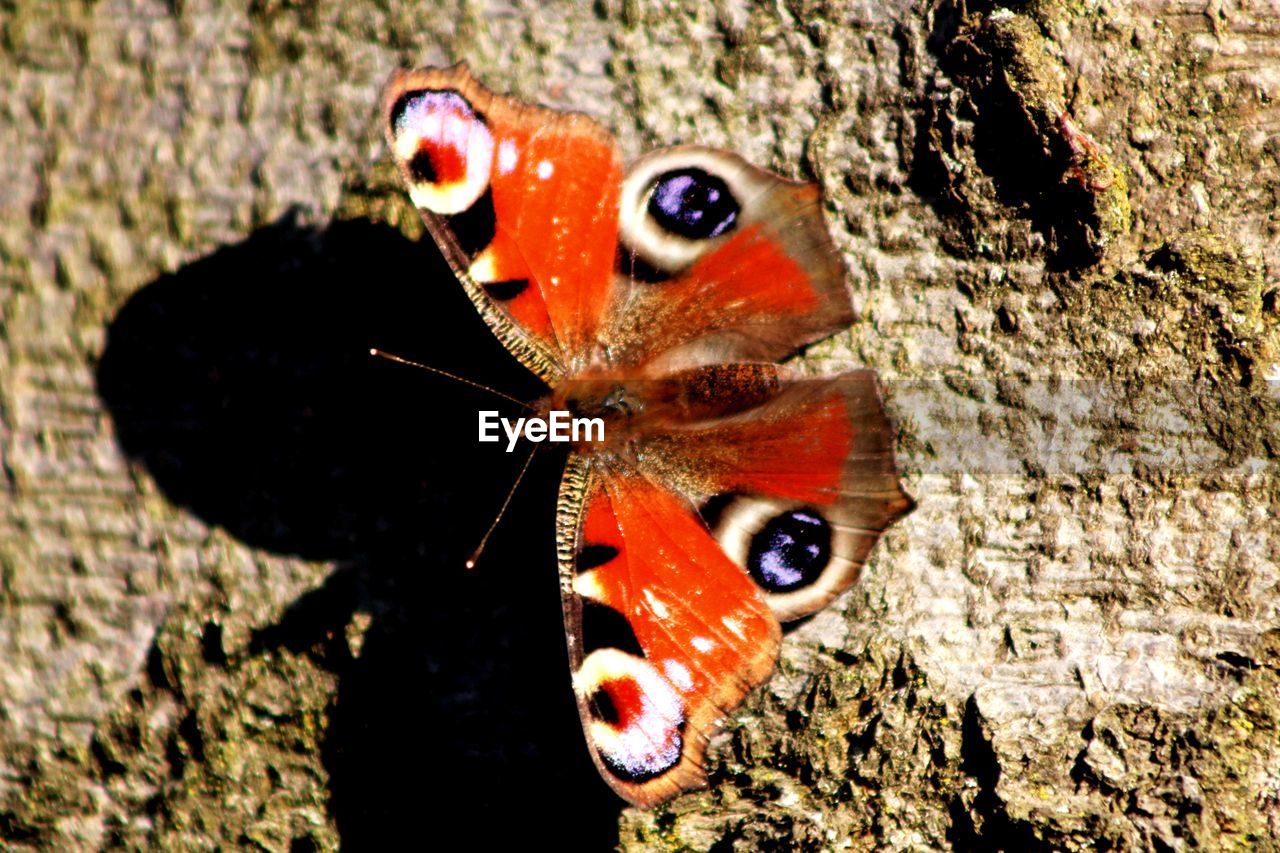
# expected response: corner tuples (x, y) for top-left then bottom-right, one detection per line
(556, 454), (782, 807)
(635, 370), (914, 623)
(382, 64), (624, 380)
(603, 147), (856, 372)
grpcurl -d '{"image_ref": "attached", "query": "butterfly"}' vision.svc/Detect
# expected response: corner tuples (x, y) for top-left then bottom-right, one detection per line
(380, 63), (913, 807)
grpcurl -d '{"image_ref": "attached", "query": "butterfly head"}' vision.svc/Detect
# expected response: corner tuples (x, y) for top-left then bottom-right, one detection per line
(545, 376), (641, 451)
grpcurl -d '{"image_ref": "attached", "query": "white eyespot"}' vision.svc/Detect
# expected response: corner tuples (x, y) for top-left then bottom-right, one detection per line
(706, 495), (865, 623)
(392, 90), (495, 215)
(575, 649), (685, 782)
(691, 636), (715, 653)
(537, 159), (554, 180)
(618, 146), (775, 274)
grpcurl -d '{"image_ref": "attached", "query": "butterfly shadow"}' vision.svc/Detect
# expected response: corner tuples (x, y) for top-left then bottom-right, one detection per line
(95, 212), (624, 845)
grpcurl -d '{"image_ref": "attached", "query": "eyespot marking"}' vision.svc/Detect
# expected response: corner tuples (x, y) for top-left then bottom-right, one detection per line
(618, 147), (770, 274)
(647, 168), (739, 240)
(576, 649), (686, 784)
(389, 88), (494, 216)
(746, 508), (832, 592)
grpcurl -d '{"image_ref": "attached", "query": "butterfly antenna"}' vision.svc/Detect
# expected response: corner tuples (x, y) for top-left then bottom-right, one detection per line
(369, 348), (533, 410)
(465, 441), (540, 570)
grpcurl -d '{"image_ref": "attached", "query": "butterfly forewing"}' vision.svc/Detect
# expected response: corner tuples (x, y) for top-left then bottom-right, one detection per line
(382, 64), (624, 379)
(556, 455), (782, 806)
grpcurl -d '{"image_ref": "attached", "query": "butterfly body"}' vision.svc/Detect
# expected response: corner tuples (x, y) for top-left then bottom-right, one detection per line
(382, 63), (912, 807)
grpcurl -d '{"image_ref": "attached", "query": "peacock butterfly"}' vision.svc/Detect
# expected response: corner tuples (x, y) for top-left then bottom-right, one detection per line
(380, 63), (913, 807)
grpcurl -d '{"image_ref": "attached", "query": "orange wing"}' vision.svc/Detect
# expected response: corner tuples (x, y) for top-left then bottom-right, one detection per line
(556, 455), (781, 807)
(382, 64), (623, 379)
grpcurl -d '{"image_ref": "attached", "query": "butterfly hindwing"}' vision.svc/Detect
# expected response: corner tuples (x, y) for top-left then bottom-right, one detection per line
(634, 370), (915, 623)
(555, 370), (910, 805)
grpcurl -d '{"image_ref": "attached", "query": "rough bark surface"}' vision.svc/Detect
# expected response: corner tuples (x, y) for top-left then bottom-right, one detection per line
(2, 0), (1278, 849)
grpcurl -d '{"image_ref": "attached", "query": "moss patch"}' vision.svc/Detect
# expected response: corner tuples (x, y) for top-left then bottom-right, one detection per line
(1075, 630), (1280, 848)
(918, 7), (1131, 267)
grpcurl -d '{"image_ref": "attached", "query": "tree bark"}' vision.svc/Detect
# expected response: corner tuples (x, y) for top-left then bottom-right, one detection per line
(1, 0), (1277, 849)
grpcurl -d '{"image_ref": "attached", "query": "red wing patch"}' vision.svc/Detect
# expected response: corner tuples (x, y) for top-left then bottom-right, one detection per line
(485, 119), (622, 361)
(606, 224), (822, 368)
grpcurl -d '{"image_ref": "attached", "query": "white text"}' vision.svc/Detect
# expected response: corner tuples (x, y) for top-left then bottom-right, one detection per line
(478, 410), (605, 452)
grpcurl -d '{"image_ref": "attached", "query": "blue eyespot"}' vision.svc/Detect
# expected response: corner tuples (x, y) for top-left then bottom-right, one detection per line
(747, 509), (831, 592)
(647, 168), (739, 239)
